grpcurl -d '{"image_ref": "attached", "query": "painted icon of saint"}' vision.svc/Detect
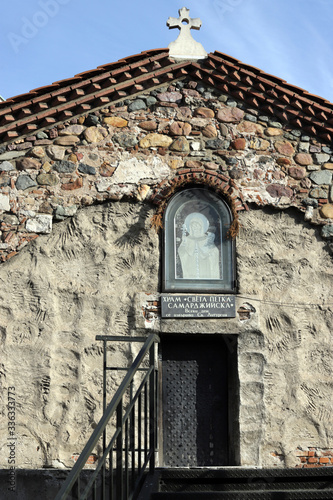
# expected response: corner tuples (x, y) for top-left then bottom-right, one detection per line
(178, 213), (220, 279)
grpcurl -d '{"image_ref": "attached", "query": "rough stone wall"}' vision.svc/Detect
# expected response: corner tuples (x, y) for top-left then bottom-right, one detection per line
(237, 208), (333, 467)
(0, 201), (332, 471)
(1, 78), (333, 475)
(0, 202), (159, 469)
(0, 78), (333, 264)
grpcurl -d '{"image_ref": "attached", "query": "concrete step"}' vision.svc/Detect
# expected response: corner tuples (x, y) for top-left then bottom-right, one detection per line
(151, 491), (333, 500)
(144, 467), (333, 499)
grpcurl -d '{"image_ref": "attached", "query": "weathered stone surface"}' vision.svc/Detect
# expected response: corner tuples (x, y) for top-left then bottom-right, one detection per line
(84, 127), (107, 143)
(0, 194), (10, 211)
(95, 178), (113, 192)
(185, 160), (202, 169)
(146, 96), (157, 108)
(17, 142), (33, 150)
(322, 224), (333, 237)
(206, 138), (229, 150)
(103, 117), (128, 128)
(0, 151), (26, 161)
(59, 125), (85, 136)
(309, 170), (333, 185)
(298, 141), (310, 153)
(320, 204), (333, 218)
(170, 137), (190, 152)
(31, 146), (46, 159)
(294, 153), (312, 166)
(266, 184), (293, 198)
(36, 131), (48, 139)
(219, 123), (229, 136)
(178, 106), (192, 118)
(114, 133), (138, 148)
(237, 121), (264, 134)
(78, 164), (96, 175)
(275, 141), (295, 156)
(2, 214), (19, 224)
(26, 214), (52, 233)
(230, 168), (244, 179)
(61, 178), (83, 190)
(314, 153), (330, 164)
(68, 154), (78, 163)
(276, 158), (292, 166)
(288, 167), (306, 180)
(36, 173), (58, 186)
(265, 127), (283, 137)
(168, 159), (183, 170)
(55, 136), (80, 146)
(169, 121), (192, 136)
(139, 121), (157, 131)
(205, 162), (219, 170)
(16, 175), (37, 190)
(202, 124), (217, 138)
(54, 205), (78, 220)
(54, 161), (76, 174)
(0, 176), (10, 188)
(309, 187), (328, 198)
(157, 92), (182, 103)
(232, 138), (246, 150)
(85, 114), (100, 126)
(309, 188), (328, 199)
(323, 163), (333, 170)
(109, 156), (169, 185)
(99, 163), (116, 177)
(0, 161), (14, 172)
(47, 145), (66, 161)
(182, 88), (200, 98)
(193, 107), (214, 118)
(190, 141), (201, 151)
(42, 161), (52, 172)
(249, 138), (270, 151)
(190, 117), (210, 128)
(216, 106), (244, 123)
(137, 184), (150, 201)
(128, 99), (147, 112)
(139, 133), (173, 148)
(17, 157), (41, 170)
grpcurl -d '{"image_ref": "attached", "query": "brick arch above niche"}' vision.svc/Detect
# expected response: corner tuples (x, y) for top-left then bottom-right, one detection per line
(150, 169), (244, 238)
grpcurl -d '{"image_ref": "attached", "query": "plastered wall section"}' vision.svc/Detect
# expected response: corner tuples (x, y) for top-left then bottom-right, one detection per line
(0, 200), (332, 469)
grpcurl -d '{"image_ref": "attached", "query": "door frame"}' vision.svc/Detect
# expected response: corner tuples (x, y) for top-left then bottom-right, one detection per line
(158, 333), (240, 467)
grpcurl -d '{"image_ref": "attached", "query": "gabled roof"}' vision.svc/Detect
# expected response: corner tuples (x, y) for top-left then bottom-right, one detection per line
(1, 48), (333, 145)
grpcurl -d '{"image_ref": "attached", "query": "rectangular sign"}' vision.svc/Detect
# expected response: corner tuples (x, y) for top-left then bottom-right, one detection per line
(161, 294), (236, 319)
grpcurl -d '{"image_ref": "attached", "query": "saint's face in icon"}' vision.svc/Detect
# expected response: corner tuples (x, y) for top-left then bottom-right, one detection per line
(189, 219), (203, 237)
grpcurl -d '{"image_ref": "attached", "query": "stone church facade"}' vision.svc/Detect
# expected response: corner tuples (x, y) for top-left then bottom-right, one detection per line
(0, 8), (332, 498)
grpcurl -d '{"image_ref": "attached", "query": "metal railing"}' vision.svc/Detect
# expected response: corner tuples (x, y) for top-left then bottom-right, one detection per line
(55, 333), (160, 500)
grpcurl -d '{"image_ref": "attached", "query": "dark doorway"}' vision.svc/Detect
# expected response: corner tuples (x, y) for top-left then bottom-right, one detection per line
(161, 336), (229, 467)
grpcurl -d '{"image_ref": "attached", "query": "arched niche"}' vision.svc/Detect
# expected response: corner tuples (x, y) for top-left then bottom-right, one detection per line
(163, 187), (236, 292)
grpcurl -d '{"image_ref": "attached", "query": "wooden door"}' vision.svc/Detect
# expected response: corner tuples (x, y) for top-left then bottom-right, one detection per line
(162, 336), (229, 466)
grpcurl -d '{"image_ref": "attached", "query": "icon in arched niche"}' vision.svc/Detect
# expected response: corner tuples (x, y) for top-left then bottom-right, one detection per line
(163, 188), (235, 292)
(177, 210), (221, 280)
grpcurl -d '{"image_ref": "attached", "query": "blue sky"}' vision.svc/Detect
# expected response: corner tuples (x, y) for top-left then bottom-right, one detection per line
(1, 0), (333, 102)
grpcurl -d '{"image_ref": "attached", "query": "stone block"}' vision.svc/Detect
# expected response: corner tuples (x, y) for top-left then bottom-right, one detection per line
(26, 214), (52, 233)
(0, 194), (10, 211)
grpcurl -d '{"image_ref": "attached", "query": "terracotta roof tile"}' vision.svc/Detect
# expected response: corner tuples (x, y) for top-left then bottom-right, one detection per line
(1, 48), (333, 145)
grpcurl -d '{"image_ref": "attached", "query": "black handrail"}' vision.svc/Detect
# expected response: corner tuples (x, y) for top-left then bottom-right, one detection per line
(55, 333), (160, 500)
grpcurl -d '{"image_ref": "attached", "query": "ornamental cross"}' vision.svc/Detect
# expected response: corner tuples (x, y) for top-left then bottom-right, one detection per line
(167, 7), (207, 60)
(167, 7), (202, 32)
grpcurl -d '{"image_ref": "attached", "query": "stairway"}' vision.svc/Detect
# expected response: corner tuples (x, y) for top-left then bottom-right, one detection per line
(138, 467), (333, 499)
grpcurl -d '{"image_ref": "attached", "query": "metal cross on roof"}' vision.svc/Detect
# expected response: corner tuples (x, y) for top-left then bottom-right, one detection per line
(167, 7), (207, 60)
